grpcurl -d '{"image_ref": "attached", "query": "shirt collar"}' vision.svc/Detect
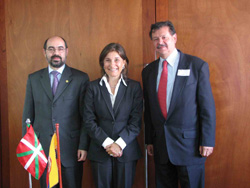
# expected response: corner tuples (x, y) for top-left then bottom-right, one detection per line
(159, 48), (178, 67)
(99, 74), (127, 87)
(48, 64), (65, 74)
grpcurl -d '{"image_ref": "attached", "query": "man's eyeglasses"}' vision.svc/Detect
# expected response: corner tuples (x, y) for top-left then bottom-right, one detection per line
(46, 47), (66, 53)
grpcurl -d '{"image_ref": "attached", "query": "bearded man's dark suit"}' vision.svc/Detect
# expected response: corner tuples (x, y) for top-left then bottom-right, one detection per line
(142, 50), (216, 187)
(22, 65), (89, 188)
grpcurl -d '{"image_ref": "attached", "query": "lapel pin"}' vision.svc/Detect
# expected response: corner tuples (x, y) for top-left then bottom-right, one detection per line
(66, 80), (69, 83)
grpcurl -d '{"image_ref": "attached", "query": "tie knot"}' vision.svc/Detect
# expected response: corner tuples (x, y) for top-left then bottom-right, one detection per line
(163, 60), (168, 66)
(162, 60), (168, 71)
(51, 71), (59, 77)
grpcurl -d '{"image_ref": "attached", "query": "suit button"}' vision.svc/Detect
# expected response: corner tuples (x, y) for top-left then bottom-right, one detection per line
(112, 121), (114, 125)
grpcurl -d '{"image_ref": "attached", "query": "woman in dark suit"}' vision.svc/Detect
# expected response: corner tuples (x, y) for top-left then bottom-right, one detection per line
(83, 43), (143, 188)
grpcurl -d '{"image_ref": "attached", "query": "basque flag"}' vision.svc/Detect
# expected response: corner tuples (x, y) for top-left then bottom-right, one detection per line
(16, 123), (47, 180)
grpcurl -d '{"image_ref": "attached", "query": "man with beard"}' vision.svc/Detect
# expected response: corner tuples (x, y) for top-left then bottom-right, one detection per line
(142, 21), (216, 188)
(22, 36), (89, 188)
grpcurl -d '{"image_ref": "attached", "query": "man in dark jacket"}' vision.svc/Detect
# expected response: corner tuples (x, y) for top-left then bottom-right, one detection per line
(142, 21), (216, 188)
(22, 36), (89, 188)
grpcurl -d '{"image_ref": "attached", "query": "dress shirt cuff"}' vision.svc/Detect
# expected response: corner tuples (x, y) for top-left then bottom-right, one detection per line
(115, 137), (127, 150)
(102, 137), (114, 148)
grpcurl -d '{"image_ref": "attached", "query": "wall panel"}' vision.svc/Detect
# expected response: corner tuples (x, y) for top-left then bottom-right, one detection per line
(142, 1), (156, 188)
(6, 0), (71, 187)
(3, 0), (145, 187)
(69, 0), (144, 187)
(154, 0), (250, 187)
(0, 0), (10, 187)
(143, 0), (156, 67)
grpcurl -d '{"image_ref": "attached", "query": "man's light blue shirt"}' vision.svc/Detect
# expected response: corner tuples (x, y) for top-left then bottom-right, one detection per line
(48, 64), (65, 87)
(156, 48), (180, 112)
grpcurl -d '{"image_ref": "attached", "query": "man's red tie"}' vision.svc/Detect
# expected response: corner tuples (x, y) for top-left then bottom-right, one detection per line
(158, 60), (168, 119)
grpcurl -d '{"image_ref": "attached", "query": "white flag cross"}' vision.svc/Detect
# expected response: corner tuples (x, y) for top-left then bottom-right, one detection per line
(20, 138), (48, 170)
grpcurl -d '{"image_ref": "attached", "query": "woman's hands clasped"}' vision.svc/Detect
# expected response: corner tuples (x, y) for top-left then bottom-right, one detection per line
(105, 143), (123, 158)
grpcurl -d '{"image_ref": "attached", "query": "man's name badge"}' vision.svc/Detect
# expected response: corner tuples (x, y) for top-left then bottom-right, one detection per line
(177, 69), (190, 76)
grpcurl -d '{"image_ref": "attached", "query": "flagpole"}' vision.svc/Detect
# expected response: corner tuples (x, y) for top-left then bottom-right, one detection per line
(29, 173), (32, 188)
(26, 119), (33, 188)
(55, 123), (63, 188)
